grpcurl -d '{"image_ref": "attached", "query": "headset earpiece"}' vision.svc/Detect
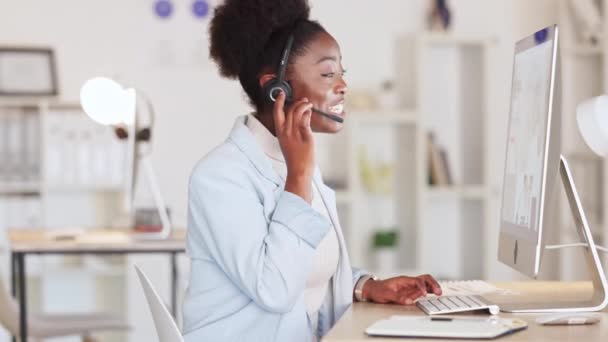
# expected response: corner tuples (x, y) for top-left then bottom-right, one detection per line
(263, 78), (292, 103)
(263, 34), (295, 104)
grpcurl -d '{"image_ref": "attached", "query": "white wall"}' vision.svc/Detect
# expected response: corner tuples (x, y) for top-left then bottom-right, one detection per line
(0, 1), (563, 339)
(3, 0), (531, 229)
(0, 0), (559, 230)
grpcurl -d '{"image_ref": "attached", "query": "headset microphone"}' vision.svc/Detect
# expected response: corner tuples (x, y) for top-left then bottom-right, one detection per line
(311, 108), (344, 123)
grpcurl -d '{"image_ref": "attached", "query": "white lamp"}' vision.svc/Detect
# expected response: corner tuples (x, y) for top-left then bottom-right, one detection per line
(80, 77), (172, 239)
(577, 95), (608, 156)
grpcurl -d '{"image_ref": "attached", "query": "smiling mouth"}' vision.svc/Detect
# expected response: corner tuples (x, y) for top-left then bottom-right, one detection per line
(328, 103), (344, 115)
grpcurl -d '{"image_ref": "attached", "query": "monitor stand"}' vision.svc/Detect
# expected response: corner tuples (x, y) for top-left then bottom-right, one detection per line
(501, 155), (608, 313)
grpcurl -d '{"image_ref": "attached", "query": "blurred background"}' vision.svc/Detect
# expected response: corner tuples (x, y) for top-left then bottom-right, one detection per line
(0, 0), (606, 341)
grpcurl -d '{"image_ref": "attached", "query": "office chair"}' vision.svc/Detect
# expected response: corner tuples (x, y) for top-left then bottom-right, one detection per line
(0, 274), (128, 341)
(134, 264), (184, 342)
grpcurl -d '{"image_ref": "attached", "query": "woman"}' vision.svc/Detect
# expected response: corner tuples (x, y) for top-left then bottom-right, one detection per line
(183, 1), (442, 341)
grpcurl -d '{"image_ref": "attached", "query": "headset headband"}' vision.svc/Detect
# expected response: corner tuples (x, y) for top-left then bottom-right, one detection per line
(277, 35), (294, 83)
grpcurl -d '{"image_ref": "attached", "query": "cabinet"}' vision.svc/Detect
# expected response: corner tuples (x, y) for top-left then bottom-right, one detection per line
(0, 99), (127, 342)
(558, 0), (608, 279)
(317, 33), (497, 280)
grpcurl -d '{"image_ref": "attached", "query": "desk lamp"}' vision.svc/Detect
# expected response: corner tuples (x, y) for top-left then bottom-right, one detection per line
(80, 77), (172, 239)
(578, 95), (608, 156)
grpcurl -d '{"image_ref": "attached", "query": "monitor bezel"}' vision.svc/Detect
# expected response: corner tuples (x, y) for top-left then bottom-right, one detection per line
(498, 25), (560, 278)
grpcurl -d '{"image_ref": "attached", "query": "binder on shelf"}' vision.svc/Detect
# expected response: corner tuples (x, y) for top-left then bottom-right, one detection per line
(0, 112), (8, 183)
(427, 132), (451, 186)
(6, 109), (24, 182)
(44, 109), (127, 190)
(24, 109), (41, 183)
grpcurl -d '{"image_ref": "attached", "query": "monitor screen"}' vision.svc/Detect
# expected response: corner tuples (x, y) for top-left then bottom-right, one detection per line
(500, 37), (555, 240)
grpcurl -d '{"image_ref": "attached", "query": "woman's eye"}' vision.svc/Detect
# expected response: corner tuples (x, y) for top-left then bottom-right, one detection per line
(322, 68), (347, 78)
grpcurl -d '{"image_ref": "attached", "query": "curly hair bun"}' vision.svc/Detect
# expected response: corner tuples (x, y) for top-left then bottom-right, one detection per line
(209, 0), (311, 79)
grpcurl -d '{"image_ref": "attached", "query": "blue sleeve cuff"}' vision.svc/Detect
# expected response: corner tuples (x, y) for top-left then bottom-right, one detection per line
(272, 191), (331, 248)
(352, 267), (370, 290)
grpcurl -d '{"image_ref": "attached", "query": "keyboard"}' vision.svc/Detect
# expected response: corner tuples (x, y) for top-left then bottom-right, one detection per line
(416, 295), (500, 315)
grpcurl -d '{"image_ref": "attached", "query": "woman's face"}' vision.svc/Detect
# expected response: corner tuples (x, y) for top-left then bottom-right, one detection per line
(288, 32), (348, 134)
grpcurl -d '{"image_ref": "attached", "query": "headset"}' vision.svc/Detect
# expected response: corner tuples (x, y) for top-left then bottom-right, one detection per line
(262, 34), (344, 123)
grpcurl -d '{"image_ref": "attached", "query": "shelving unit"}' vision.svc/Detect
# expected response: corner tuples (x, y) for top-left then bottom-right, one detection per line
(414, 34), (496, 280)
(558, 0), (608, 280)
(316, 110), (420, 277)
(316, 33), (498, 281)
(0, 99), (128, 342)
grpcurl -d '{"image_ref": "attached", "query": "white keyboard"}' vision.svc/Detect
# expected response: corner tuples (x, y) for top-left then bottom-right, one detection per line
(416, 295), (500, 315)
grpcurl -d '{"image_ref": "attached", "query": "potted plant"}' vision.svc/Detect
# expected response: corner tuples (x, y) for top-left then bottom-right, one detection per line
(372, 229), (399, 274)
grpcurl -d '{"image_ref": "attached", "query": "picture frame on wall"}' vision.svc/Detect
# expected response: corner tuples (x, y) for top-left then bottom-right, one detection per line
(0, 47), (58, 96)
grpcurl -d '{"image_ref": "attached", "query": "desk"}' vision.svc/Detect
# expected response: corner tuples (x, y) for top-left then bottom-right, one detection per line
(8, 228), (186, 342)
(322, 282), (608, 341)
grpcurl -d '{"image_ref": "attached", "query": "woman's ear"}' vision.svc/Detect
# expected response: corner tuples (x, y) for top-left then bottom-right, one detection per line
(259, 74), (276, 88)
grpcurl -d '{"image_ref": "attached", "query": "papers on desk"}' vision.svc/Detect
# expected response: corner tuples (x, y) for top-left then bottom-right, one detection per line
(366, 316), (528, 339)
(438, 280), (519, 296)
(46, 230), (131, 244)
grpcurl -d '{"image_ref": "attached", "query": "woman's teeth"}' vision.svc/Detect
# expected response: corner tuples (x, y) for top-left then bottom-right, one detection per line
(329, 103), (344, 114)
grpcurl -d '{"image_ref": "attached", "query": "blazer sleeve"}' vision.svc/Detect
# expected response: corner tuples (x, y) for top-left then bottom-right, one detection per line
(351, 267), (370, 293)
(188, 166), (331, 313)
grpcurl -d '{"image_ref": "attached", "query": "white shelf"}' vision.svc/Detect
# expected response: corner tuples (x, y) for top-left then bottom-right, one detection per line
(418, 32), (496, 46)
(426, 185), (490, 199)
(348, 110), (418, 124)
(0, 99), (81, 109)
(25, 257), (125, 278)
(45, 185), (123, 192)
(335, 190), (355, 204)
(0, 182), (41, 194)
(563, 44), (603, 57)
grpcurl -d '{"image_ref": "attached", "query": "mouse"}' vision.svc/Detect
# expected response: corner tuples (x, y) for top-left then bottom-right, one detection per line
(535, 313), (601, 326)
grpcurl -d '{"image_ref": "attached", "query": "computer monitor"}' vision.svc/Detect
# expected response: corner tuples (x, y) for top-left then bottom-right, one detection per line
(498, 25), (561, 278)
(497, 25), (607, 313)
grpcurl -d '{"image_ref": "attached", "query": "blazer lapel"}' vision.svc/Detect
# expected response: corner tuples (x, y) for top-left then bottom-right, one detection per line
(312, 169), (353, 317)
(228, 116), (281, 186)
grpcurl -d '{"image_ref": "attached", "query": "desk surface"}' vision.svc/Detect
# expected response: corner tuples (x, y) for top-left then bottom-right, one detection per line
(8, 228), (186, 253)
(323, 282), (608, 341)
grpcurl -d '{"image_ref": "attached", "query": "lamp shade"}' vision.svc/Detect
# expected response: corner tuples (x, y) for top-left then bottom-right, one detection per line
(577, 95), (608, 157)
(80, 77), (136, 125)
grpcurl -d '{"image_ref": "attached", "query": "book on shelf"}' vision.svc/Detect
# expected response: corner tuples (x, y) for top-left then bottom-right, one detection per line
(427, 132), (452, 186)
(438, 148), (453, 185)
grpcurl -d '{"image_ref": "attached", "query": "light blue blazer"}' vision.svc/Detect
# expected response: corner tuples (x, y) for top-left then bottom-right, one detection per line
(183, 116), (367, 341)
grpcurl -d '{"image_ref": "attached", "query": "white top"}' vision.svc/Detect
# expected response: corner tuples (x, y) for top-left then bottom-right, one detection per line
(246, 114), (340, 321)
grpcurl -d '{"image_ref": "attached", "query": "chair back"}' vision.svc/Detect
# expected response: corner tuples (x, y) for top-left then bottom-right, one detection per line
(134, 265), (184, 342)
(0, 277), (19, 335)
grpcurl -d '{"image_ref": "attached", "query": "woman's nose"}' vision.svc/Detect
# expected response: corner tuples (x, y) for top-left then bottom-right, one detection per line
(336, 78), (348, 95)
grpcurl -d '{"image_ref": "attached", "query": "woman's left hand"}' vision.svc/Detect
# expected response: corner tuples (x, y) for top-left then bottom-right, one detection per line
(361, 275), (442, 305)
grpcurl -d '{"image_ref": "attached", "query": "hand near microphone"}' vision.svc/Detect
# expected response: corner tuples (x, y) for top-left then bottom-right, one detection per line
(273, 91), (315, 203)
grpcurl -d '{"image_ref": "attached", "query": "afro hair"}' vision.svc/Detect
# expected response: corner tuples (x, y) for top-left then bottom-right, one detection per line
(208, 0), (327, 111)
(209, 0), (311, 79)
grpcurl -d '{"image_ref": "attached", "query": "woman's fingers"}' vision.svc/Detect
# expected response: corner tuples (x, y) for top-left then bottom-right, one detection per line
(396, 287), (426, 305)
(416, 274), (442, 296)
(290, 99), (312, 137)
(398, 276), (426, 295)
(272, 91), (286, 133)
(299, 108), (313, 140)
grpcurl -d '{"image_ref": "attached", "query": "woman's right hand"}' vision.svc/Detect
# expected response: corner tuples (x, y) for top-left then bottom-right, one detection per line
(273, 91), (315, 203)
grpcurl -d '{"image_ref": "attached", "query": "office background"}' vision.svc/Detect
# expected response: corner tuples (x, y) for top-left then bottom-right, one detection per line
(0, 0), (605, 341)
